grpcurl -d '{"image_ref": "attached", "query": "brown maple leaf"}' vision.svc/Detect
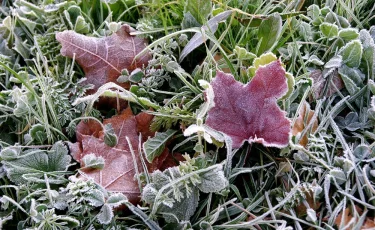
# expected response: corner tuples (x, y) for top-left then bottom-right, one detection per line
(292, 101), (318, 147)
(80, 135), (141, 202)
(70, 108), (178, 203)
(56, 24), (150, 91)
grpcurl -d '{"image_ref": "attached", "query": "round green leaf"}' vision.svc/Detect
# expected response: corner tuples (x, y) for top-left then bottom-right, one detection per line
(320, 22), (338, 38)
(338, 28), (359, 41)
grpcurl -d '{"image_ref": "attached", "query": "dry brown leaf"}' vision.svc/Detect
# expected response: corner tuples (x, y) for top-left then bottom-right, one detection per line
(70, 108), (174, 204)
(292, 101), (318, 147)
(67, 142), (82, 163)
(80, 135), (141, 202)
(334, 206), (375, 229)
(75, 119), (102, 143)
(158, 153), (185, 171)
(310, 69), (344, 99)
(94, 96), (128, 112)
(335, 208), (356, 229)
(363, 218), (375, 230)
(56, 24), (150, 92)
(213, 54), (231, 73)
(135, 111), (155, 142)
(295, 190), (321, 217)
(100, 108), (139, 150)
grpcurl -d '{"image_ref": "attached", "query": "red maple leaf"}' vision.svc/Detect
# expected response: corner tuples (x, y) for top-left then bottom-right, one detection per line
(56, 25), (150, 92)
(205, 60), (291, 149)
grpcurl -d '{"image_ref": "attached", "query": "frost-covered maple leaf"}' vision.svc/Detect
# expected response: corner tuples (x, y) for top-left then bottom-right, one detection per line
(205, 60), (291, 149)
(69, 109), (170, 204)
(56, 24), (150, 91)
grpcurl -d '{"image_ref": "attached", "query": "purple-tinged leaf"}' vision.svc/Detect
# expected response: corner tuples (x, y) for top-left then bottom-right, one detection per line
(205, 60), (291, 148)
(179, 10), (232, 62)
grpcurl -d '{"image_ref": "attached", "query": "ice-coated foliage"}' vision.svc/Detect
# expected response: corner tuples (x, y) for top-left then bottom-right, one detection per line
(81, 153), (105, 170)
(97, 204), (114, 225)
(85, 189), (105, 207)
(197, 164), (228, 193)
(339, 40), (363, 68)
(1, 141), (71, 184)
(142, 158), (228, 222)
(320, 22), (339, 38)
(206, 60), (291, 148)
(143, 129), (177, 162)
(106, 193), (128, 208)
